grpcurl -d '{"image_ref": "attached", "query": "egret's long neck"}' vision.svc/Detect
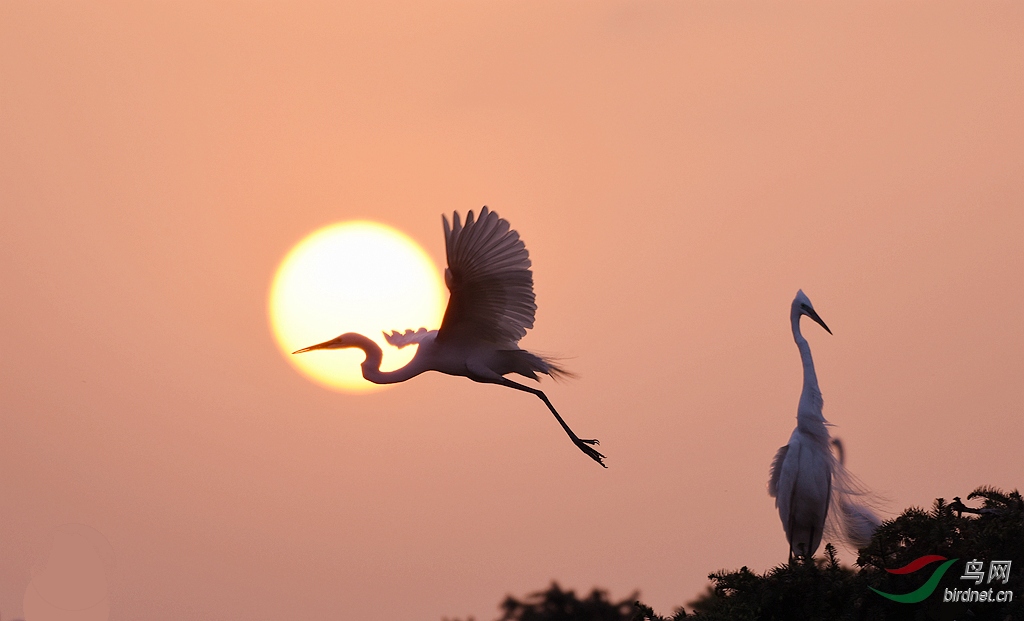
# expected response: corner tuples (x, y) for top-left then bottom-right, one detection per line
(791, 310), (828, 435)
(347, 334), (427, 385)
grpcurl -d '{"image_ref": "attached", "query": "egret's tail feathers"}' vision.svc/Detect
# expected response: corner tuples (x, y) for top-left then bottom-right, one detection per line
(541, 357), (577, 381)
(505, 350), (577, 382)
(533, 352), (577, 381)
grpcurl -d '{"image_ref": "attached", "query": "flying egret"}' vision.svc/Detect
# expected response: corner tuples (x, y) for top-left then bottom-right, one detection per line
(767, 290), (880, 559)
(293, 207), (605, 467)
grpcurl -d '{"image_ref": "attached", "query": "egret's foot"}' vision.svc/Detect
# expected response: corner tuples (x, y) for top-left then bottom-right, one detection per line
(574, 438), (607, 467)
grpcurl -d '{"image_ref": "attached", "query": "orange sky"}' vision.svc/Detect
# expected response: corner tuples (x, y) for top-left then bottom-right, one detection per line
(1, 2), (1022, 619)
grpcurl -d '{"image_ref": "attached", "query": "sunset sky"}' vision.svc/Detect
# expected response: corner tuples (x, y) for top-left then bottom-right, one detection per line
(1, 2), (1022, 620)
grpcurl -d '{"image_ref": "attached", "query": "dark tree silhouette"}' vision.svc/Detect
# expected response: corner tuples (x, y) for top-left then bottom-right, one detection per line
(498, 582), (637, 621)
(451, 487), (1023, 621)
(445, 582), (638, 621)
(635, 486), (1024, 621)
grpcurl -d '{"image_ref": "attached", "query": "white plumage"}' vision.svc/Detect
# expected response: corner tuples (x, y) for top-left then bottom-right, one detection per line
(384, 328), (435, 349)
(295, 207), (604, 467)
(440, 208), (536, 347)
(768, 290), (880, 559)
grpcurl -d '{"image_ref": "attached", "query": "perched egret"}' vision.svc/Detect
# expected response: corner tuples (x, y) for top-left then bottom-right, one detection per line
(768, 290), (880, 559)
(294, 207), (605, 467)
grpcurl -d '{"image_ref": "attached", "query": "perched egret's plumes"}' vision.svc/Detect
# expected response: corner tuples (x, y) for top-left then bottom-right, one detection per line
(828, 439), (883, 550)
(294, 207), (605, 467)
(768, 290), (881, 559)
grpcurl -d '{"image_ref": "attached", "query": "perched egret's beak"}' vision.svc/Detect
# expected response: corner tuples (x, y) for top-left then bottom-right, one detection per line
(292, 335), (346, 354)
(802, 306), (832, 335)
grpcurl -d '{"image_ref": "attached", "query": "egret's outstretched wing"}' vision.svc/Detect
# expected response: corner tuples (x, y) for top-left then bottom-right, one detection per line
(437, 207), (536, 346)
(384, 328), (437, 349)
(768, 445), (789, 498)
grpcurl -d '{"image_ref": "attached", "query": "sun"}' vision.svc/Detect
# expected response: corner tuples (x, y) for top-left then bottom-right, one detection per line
(268, 221), (446, 393)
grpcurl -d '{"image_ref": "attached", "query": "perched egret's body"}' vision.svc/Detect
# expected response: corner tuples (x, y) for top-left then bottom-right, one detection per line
(768, 290), (880, 559)
(294, 207), (605, 466)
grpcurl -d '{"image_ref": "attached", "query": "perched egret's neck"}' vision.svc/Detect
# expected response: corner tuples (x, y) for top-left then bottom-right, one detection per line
(791, 310), (820, 390)
(346, 333), (426, 384)
(791, 308), (828, 435)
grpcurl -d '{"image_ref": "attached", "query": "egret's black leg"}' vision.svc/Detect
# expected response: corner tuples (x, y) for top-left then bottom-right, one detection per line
(496, 377), (606, 467)
(808, 527), (814, 561)
(786, 514), (797, 565)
